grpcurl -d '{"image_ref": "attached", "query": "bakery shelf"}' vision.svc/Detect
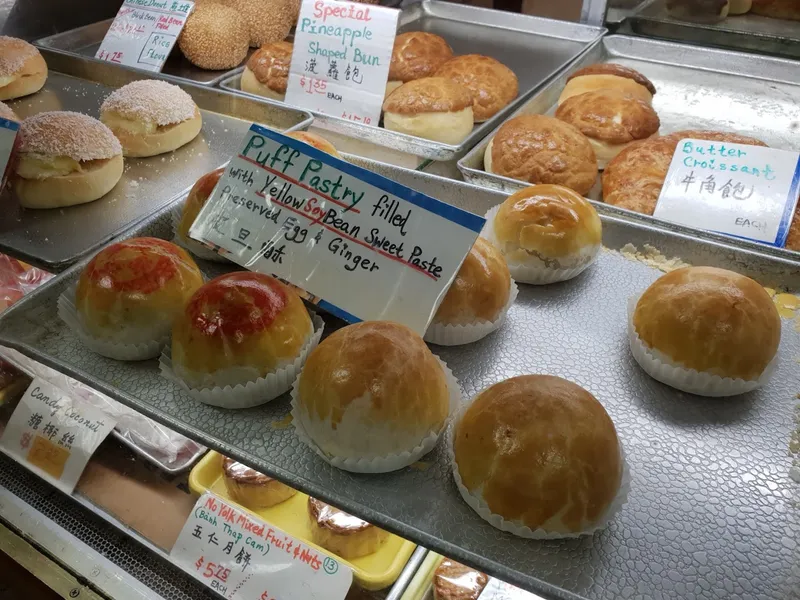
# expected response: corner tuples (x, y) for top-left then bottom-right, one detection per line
(0, 159), (798, 600)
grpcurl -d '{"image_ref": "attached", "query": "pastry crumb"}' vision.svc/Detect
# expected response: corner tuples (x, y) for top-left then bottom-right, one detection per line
(617, 243), (690, 273)
(270, 414), (293, 429)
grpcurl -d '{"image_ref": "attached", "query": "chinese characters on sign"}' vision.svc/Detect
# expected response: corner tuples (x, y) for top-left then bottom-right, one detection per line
(95, 0), (194, 72)
(654, 139), (800, 246)
(0, 378), (116, 494)
(188, 125), (484, 334)
(285, 0), (399, 125)
(171, 493), (352, 600)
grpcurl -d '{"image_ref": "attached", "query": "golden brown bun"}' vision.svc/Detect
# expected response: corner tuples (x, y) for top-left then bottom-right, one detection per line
(242, 41), (292, 98)
(286, 131), (340, 157)
(728, 0), (753, 14)
(296, 321), (450, 459)
(179, 4), (249, 70)
(222, 0), (293, 47)
(14, 155), (123, 209)
(485, 115), (598, 195)
(751, 0), (800, 18)
(555, 89), (660, 167)
(308, 498), (389, 559)
(0, 37), (47, 101)
(567, 63), (656, 95)
(559, 63), (655, 106)
(0, 101), (17, 121)
(434, 55), (518, 122)
(494, 184), (602, 261)
(179, 167), (225, 245)
(388, 32), (454, 84)
(434, 237), (511, 325)
(454, 375), (622, 533)
(172, 272), (312, 378)
(222, 457), (297, 508)
(432, 559), (488, 600)
(77, 238), (203, 343)
(633, 266), (780, 380)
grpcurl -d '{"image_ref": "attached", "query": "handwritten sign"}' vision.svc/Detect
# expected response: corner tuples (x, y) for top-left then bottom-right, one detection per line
(171, 492), (352, 600)
(0, 378), (116, 494)
(478, 578), (545, 600)
(0, 117), (19, 189)
(285, 0), (398, 125)
(95, 0), (194, 71)
(654, 138), (800, 246)
(188, 125), (484, 334)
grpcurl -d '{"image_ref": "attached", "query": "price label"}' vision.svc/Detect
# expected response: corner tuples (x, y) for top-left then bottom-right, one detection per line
(95, 0), (194, 72)
(171, 492), (352, 600)
(285, 0), (398, 126)
(188, 125), (484, 334)
(0, 378), (116, 494)
(654, 138), (800, 246)
(478, 578), (546, 600)
(0, 117), (19, 189)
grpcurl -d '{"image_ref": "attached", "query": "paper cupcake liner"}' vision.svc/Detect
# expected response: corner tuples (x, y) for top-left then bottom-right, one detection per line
(627, 297), (776, 397)
(290, 357), (463, 473)
(481, 205), (599, 285)
(447, 397), (631, 539)
(424, 280), (519, 346)
(170, 203), (230, 263)
(159, 314), (324, 408)
(57, 284), (167, 361)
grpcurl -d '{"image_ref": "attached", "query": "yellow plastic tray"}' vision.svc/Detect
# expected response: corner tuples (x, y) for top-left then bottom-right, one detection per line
(189, 451), (416, 591)
(399, 552), (443, 600)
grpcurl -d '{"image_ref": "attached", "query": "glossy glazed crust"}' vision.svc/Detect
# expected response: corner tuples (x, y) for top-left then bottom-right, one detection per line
(633, 267), (781, 380)
(567, 63), (656, 95)
(751, 0), (800, 18)
(222, 457), (297, 508)
(555, 89), (660, 145)
(432, 559), (488, 600)
(179, 168), (225, 244)
(245, 42), (292, 92)
(454, 375), (622, 533)
(286, 131), (340, 156)
(382, 77), (473, 115)
(308, 498), (389, 559)
(388, 32), (454, 83)
(434, 238), (511, 325)
(434, 55), (518, 122)
(487, 115), (597, 195)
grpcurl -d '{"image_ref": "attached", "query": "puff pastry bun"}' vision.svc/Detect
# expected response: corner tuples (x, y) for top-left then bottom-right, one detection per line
(286, 131), (340, 156)
(558, 63), (655, 106)
(387, 32), (454, 96)
(435, 54), (518, 122)
(308, 498), (389, 559)
(751, 0), (800, 18)
(433, 559), (488, 600)
(178, 167), (225, 252)
(454, 375), (622, 534)
(633, 266), (780, 381)
(222, 457), (297, 509)
(241, 41), (292, 101)
(0, 37), (47, 101)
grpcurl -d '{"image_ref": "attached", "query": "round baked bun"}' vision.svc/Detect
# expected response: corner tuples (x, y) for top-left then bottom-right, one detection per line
(179, 3), (249, 70)
(387, 32), (453, 97)
(178, 167), (225, 257)
(383, 77), (473, 145)
(435, 55), (518, 122)
(222, 457), (297, 509)
(453, 375), (623, 536)
(555, 89), (660, 168)
(76, 238), (203, 348)
(294, 321), (451, 470)
(222, 0), (293, 47)
(484, 115), (597, 195)
(751, 0), (800, 18)
(241, 41), (292, 100)
(0, 101), (18, 122)
(287, 131), (340, 157)
(0, 37), (47, 101)
(558, 63), (656, 106)
(728, 0), (753, 14)
(171, 272), (313, 390)
(307, 498), (389, 559)
(433, 560), (488, 600)
(666, 0), (730, 22)
(631, 266), (780, 396)
(487, 184), (602, 284)
(100, 80), (201, 157)
(602, 130), (768, 217)
(14, 111), (123, 209)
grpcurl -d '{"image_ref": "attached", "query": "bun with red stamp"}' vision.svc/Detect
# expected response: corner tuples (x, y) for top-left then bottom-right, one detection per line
(177, 167), (226, 260)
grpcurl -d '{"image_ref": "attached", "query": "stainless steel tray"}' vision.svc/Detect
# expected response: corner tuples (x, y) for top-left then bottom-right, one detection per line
(219, 1), (605, 161)
(458, 34), (800, 262)
(111, 429), (206, 475)
(626, 0), (800, 59)
(0, 159), (798, 599)
(0, 48), (312, 272)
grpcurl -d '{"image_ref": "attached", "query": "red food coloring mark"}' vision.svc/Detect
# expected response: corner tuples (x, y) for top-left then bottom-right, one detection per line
(191, 167), (225, 204)
(85, 238), (184, 294)
(187, 272), (288, 338)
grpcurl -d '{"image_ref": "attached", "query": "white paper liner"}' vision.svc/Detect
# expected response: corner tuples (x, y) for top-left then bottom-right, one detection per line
(626, 297), (777, 397)
(481, 205), (599, 285)
(57, 283), (167, 361)
(290, 357), (463, 473)
(170, 203), (230, 263)
(447, 396), (631, 539)
(424, 280), (519, 346)
(159, 314), (324, 408)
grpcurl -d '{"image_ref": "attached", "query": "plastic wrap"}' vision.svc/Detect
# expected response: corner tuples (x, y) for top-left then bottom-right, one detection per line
(222, 456), (297, 508)
(432, 558), (488, 600)
(0, 253), (52, 313)
(308, 497), (390, 559)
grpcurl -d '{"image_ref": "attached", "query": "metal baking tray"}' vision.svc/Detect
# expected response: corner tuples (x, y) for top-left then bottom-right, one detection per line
(626, 0), (800, 59)
(219, 0), (605, 161)
(0, 48), (312, 273)
(0, 158), (798, 599)
(457, 34), (800, 262)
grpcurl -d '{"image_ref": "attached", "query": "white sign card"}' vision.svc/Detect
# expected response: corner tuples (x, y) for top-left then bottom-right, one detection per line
(285, 0), (399, 126)
(0, 117), (19, 188)
(0, 378), (116, 494)
(171, 492), (352, 600)
(654, 138), (800, 246)
(95, 0), (194, 72)
(478, 578), (546, 600)
(189, 124), (484, 334)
